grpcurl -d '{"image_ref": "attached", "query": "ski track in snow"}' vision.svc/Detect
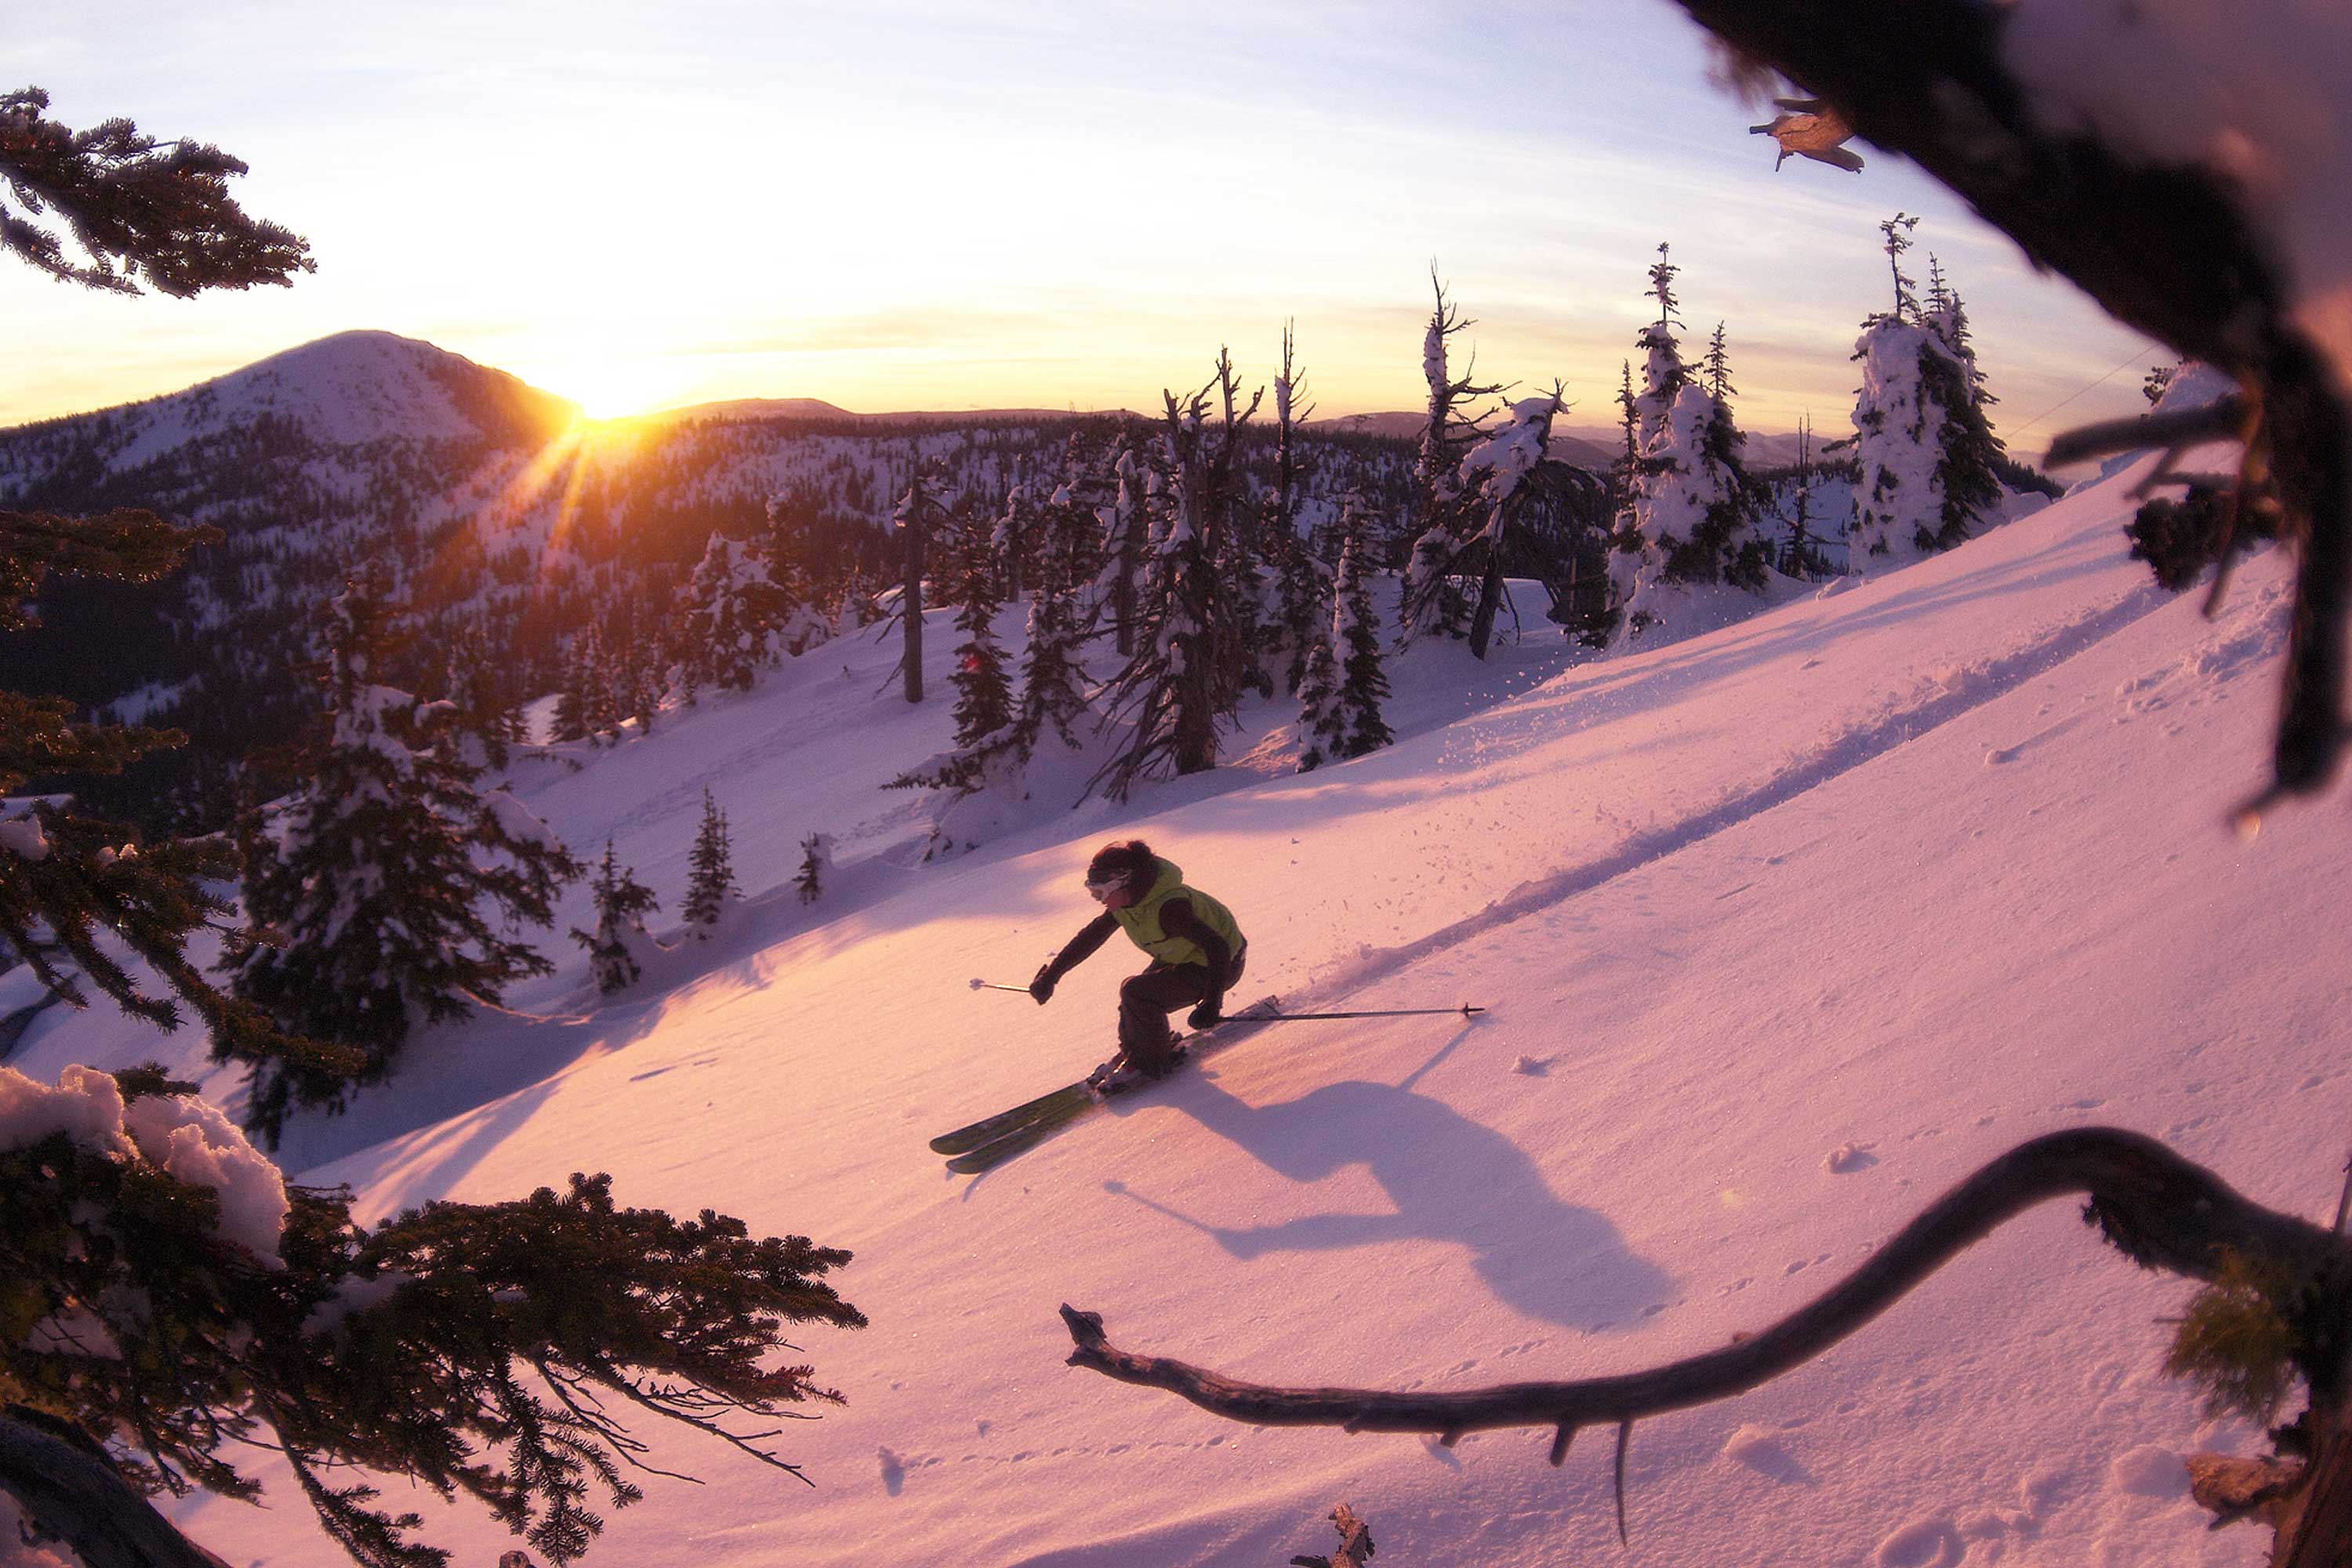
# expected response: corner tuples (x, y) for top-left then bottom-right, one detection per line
(1289, 576), (2177, 1017)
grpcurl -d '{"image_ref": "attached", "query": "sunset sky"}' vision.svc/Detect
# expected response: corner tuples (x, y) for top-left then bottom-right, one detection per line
(13, 1), (2161, 445)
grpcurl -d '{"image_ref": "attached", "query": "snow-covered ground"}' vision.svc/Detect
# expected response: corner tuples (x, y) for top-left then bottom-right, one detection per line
(8, 448), (2347, 1568)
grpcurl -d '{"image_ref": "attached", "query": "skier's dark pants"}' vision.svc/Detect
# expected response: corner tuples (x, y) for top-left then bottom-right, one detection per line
(1119, 948), (1247, 1076)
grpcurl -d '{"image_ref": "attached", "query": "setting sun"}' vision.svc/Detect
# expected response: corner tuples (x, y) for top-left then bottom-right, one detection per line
(517, 352), (695, 422)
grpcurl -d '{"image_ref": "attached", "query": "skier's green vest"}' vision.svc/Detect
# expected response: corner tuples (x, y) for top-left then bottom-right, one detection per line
(1112, 858), (1243, 969)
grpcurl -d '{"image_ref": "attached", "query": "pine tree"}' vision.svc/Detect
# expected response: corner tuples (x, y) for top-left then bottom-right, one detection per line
(1610, 381), (1763, 643)
(682, 535), (762, 693)
(1614, 359), (1641, 492)
(1704, 321), (1737, 403)
(442, 622), (513, 771)
(549, 633), (593, 742)
(991, 479), (1031, 603)
(1634, 243), (1693, 448)
(1293, 620), (1341, 774)
(1921, 257), (2008, 552)
(1269, 320), (1327, 695)
(796, 832), (832, 904)
(581, 622), (623, 742)
(1016, 519), (1094, 755)
(571, 839), (660, 993)
(1100, 441), (1152, 657)
(1330, 507), (1394, 761)
(1092, 358), (1261, 799)
(226, 578), (583, 1138)
(1848, 223), (2002, 567)
(944, 511), (1014, 750)
(682, 787), (738, 932)
(756, 492), (831, 657)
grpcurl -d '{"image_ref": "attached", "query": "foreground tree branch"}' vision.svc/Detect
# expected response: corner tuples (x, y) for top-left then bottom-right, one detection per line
(0, 1406), (230, 1568)
(1066, 1129), (2352, 1549)
(1668, 0), (2349, 808)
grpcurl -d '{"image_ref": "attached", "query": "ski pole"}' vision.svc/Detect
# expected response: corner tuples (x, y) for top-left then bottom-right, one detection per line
(970, 978), (1035, 995)
(1245, 1004), (1485, 1022)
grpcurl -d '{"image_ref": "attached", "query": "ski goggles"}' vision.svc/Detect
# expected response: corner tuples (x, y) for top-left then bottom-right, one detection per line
(1084, 875), (1131, 902)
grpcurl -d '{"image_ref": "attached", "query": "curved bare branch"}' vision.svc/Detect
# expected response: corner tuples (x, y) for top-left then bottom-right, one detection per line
(1063, 1128), (2344, 1453)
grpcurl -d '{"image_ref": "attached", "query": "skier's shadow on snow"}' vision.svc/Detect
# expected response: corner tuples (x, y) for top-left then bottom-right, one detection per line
(1105, 1069), (1673, 1333)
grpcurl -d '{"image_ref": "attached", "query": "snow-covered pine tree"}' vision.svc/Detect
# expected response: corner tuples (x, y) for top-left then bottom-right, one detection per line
(682, 534), (766, 693)
(1399, 270), (1503, 641)
(587, 622), (627, 743)
(572, 838), (660, 993)
(1849, 218), (2003, 567)
(943, 508), (1014, 750)
(682, 786), (739, 932)
(1268, 319), (1327, 695)
(757, 492), (833, 657)
(227, 578), (582, 1138)
(443, 621), (512, 771)
(1921, 256), (2008, 553)
(796, 831), (833, 904)
(1100, 441), (1152, 657)
(1092, 358), (1261, 798)
(1330, 503), (1394, 761)
(549, 633), (592, 743)
(1610, 379), (1765, 644)
(992, 478), (1031, 603)
(622, 610), (663, 736)
(1016, 499), (1094, 757)
(1293, 615), (1341, 774)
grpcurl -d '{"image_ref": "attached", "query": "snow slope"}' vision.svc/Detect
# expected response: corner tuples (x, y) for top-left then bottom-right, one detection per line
(10, 451), (2347, 1568)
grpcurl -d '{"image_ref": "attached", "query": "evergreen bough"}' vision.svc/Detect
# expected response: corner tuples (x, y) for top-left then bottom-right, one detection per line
(0, 1064), (865, 1568)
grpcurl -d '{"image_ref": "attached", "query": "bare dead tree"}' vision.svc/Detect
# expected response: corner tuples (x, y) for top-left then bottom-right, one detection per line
(1066, 1127), (2352, 1559)
(1670, 0), (2348, 816)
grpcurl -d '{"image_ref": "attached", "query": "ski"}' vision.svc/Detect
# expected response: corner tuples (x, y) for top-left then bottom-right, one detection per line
(929, 1082), (1096, 1156)
(935, 996), (1284, 1174)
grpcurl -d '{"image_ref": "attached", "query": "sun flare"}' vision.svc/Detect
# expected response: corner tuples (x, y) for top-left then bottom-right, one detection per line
(519, 353), (691, 422)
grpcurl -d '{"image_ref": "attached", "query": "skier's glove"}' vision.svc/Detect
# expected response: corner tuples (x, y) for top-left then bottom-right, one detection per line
(1029, 964), (1057, 1004)
(1188, 999), (1223, 1030)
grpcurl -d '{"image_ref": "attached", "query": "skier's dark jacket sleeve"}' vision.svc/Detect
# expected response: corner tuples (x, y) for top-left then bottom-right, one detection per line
(1040, 912), (1119, 988)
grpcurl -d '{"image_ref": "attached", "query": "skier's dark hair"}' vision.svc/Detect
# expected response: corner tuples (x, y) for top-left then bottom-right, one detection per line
(1086, 840), (1156, 889)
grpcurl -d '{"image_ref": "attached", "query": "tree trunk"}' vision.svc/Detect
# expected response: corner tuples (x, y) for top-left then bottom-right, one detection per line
(902, 506), (925, 706)
(1468, 547), (1507, 660)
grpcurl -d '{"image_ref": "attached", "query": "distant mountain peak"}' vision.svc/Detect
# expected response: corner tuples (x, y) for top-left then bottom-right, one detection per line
(177, 330), (577, 448)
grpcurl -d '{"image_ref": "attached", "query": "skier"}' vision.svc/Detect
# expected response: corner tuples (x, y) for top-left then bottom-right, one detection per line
(1028, 839), (1247, 1083)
